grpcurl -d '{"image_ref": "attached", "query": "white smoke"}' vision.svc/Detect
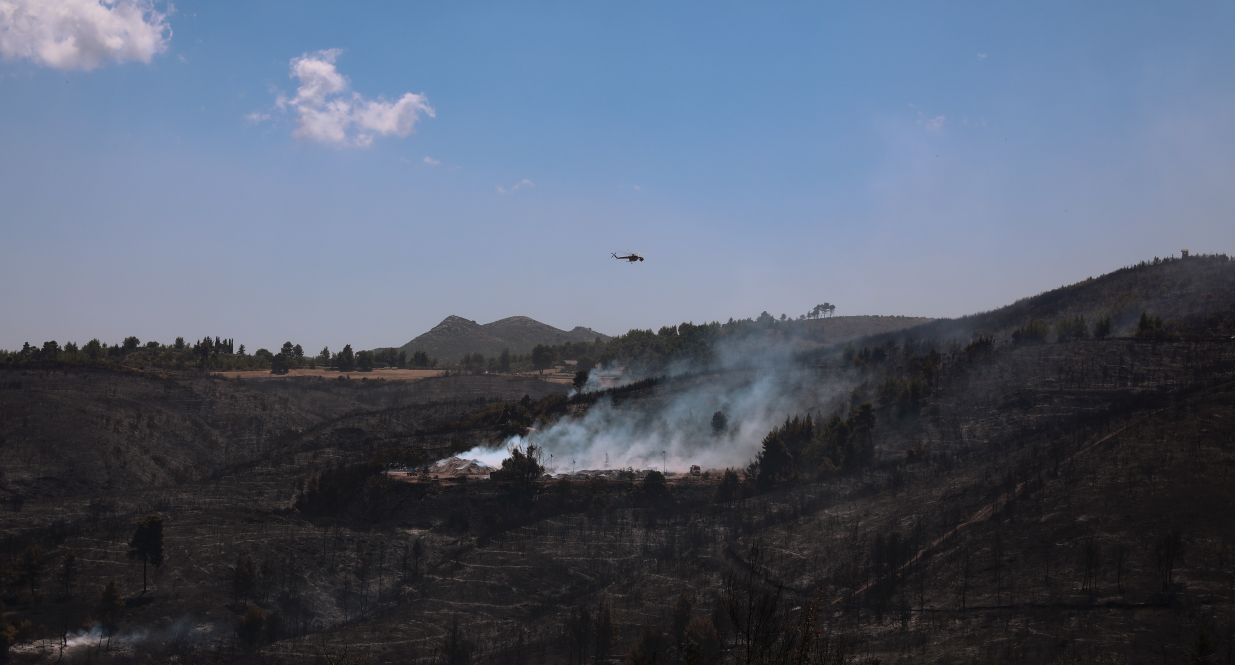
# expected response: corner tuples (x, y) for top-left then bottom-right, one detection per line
(456, 443), (510, 469)
(13, 617), (207, 657)
(460, 334), (852, 473)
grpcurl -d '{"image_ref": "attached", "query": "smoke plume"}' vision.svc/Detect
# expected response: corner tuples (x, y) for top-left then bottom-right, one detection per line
(460, 334), (852, 473)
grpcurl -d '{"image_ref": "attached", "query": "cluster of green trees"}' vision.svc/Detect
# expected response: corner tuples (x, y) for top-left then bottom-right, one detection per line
(477, 393), (876, 506)
(293, 462), (407, 524)
(368, 348), (436, 369)
(844, 342), (944, 420)
(447, 393), (565, 437)
(747, 406), (876, 492)
(492, 444), (546, 483)
(1055, 315), (1093, 342)
(491, 443), (547, 505)
(271, 342), (441, 374)
(0, 335), (265, 371)
(807, 302), (837, 319)
(1011, 315), (1112, 344)
(530, 315), (795, 374)
(269, 341), (306, 374)
(1136, 312), (1169, 340)
(451, 346), (549, 374)
(741, 305), (1175, 495)
(347, 346), (560, 375)
(846, 309), (1175, 395)
(400, 345), (594, 375)
(0, 335), (439, 375)
(0, 309), (861, 375)
(1121, 252), (1230, 270)
(1008, 311), (1173, 345)
(514, 305), (851, 375)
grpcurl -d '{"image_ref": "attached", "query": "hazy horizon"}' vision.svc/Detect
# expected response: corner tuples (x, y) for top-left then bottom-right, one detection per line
(3, 2), (1233, 353)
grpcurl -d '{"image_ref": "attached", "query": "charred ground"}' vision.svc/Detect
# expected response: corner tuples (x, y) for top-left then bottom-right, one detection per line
(2, 255), (1235, 664)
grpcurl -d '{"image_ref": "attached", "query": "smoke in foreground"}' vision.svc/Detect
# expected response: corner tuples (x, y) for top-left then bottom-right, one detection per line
(12, 617), (210, 657)
(459, 336), (852, 473)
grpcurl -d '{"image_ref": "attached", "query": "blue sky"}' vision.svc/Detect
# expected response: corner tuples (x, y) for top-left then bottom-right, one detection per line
(2, 1), (1234, 352)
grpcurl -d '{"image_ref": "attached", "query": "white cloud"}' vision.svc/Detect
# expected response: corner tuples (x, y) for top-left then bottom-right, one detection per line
(422, 155), (440, 166)
(245, 111), (270, 124)
(496, 178), (535, 194)
(977, 52), (988, 61)
(0, 0), (171, 70)
(274, 48), (434, 148)
(911, 106), (947, 133)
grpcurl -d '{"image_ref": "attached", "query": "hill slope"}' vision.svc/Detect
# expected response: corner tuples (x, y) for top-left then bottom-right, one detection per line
(0, 368), (568, 499)
(5, 255), (1235, 664)
(864, 253), (1235, 346)
(396, 315), (608, 362)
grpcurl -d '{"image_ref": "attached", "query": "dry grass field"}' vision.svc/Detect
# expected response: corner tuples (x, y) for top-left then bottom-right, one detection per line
(514, 369), (577, 385)
(213, 368), (448, 381)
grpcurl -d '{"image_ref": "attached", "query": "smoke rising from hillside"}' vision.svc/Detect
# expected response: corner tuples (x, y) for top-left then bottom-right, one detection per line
(12, 617), (206, 658)
(460, 336), (852, 473)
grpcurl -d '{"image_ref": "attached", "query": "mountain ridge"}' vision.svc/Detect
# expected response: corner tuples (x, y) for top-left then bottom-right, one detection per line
(396, 315), (610, 362)
(861, 252), (1235, 346)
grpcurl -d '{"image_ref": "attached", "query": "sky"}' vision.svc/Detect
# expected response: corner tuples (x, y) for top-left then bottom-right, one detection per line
(2, 1), (1234, 353)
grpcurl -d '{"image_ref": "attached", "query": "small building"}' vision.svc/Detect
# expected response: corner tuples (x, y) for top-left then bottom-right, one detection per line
(689, 465), (701, 476)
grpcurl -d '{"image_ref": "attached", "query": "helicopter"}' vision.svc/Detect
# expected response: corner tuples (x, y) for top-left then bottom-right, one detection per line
(612, 252), (645, 263)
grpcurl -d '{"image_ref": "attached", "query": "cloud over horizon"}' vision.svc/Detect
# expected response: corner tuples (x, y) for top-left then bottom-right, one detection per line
(0, 0), (171, 70)
(496, 178), (535, 194)
(272, 48), (435, 148)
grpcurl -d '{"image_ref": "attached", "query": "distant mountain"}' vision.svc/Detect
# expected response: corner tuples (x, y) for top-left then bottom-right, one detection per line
(397, 315), (609, 362)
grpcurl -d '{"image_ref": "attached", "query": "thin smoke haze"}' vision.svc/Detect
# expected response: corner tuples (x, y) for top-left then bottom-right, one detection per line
(459, 335), (854, 473)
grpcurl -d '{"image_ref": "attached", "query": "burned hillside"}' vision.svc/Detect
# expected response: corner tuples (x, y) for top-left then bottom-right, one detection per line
(2, 256), (1235, 663)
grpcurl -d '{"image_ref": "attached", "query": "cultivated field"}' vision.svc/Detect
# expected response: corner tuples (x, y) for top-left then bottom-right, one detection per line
(212, 368), (447, 381)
